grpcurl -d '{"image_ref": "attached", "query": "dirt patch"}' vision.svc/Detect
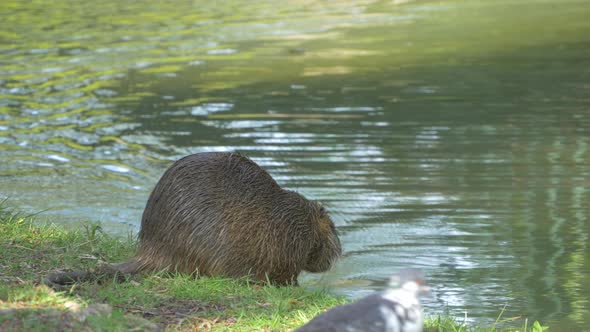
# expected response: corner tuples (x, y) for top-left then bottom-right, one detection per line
(116, 298), (236, 330)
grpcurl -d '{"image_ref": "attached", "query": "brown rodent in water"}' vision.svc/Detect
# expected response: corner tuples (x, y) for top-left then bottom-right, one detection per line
(45, 152), (341, 287)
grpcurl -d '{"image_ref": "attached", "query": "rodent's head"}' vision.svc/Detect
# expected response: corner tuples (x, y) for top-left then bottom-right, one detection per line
(304, 203), (342, 273)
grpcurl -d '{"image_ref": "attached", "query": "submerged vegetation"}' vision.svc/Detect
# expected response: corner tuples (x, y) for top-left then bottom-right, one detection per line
(0, 205), (548, 331)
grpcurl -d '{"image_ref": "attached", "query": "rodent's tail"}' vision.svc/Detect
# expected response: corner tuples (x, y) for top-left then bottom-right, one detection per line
(43, 258), (140, 291)
(110, 258), (142, 274)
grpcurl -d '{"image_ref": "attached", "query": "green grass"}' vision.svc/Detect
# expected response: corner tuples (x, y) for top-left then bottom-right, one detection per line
(424, 312), (548, 332)
(0, 204), (548, 331)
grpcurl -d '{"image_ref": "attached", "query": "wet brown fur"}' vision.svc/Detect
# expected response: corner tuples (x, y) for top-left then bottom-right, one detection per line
(45, 152), (341, 287)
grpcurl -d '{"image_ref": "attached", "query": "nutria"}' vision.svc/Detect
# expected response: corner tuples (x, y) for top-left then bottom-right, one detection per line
(45, 152), (341, 287)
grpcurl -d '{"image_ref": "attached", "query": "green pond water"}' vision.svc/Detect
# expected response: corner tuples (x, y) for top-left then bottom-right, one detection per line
(1, 0), (590, 329)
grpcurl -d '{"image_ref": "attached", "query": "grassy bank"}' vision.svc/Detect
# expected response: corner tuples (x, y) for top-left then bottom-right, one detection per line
(0, 205), (547, 331)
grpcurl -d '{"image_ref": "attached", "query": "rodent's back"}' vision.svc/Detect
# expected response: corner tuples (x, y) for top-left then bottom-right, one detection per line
(139, 152), (282, 235)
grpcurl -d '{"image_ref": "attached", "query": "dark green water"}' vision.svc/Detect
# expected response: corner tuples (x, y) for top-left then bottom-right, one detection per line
(1, 0), (590, 329)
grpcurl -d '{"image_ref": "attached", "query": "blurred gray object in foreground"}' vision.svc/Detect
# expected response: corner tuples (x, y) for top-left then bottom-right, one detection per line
(295, 269), (428, 332)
